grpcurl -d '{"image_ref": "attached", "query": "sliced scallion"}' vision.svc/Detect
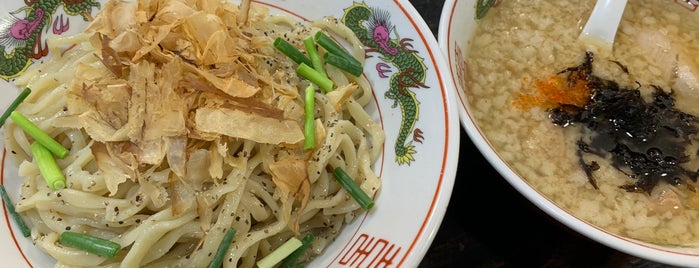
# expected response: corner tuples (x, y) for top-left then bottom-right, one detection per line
(59, 231), (121, 259)
(303, 36), (327, 79)
(208, 228), (237, 268)
(324, 53), (363, 77)
(274, 37), (313, 67)
(296, 63), (333, 93)
(31, 142), (66, 190)
(278, 233), (315, 268)
(333, 167), (374, 210)
(0, 87), (31, 128)
(304, 85), (316, 150)
(0, 185), (30, 237)
(11, 111), (69, 158)
(314, 31), (361, 67)
(256, 236), (303, 268)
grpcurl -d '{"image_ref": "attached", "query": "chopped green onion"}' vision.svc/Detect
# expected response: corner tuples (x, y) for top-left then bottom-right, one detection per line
(30, 142), (66, 190)
(11, 111), (69, 158)
(0, 87), (31, 128)
(274, 37), (313, 67)
(314, 31), (362, 67)
(0, 185), (30, 237)
(303, 37), (327, 79)
(59, 231), (121, 259)
(296, 63), (333, 93)
(333, 167), (374, 210)
(208, 228), (237, 268)
(324, 53), (363, 77)
(256, 237), (303, 268)
(278, 234), (315, 268)
(304, 86), (316, 150)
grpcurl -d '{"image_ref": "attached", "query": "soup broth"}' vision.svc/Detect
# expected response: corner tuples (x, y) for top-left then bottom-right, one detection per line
(464, 0), (699, 246)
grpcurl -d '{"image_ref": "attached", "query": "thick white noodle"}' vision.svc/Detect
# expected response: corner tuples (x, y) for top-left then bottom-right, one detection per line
(4, 5), (384, 268)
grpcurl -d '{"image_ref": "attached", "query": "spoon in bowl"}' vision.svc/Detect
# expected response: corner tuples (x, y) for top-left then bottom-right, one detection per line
(578, 0), (628, 56)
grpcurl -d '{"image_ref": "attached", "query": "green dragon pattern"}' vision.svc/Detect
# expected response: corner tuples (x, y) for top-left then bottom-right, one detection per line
(342, 2), (428, 165)
(0, 0), (100, 80)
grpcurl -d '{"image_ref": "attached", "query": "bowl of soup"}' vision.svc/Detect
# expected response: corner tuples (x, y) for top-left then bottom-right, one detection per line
(439, 0), (699, 266)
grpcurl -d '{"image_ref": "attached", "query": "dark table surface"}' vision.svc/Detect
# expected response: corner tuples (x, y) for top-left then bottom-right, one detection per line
(410, 1), (678, 267)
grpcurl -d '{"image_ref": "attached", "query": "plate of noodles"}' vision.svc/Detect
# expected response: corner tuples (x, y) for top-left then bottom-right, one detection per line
(440, 0), (699, 266)
(0, 0), (459, 267)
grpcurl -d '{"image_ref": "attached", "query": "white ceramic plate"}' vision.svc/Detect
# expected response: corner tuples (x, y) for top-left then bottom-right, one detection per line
(439, 0), (699, 267)
(0, 0), (460, 267)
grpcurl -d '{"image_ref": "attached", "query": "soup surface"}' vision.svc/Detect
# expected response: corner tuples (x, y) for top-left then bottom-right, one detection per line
(464, 0), (699, 246)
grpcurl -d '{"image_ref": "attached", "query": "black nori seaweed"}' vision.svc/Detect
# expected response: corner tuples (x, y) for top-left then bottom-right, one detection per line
(548, 52), (699, 194)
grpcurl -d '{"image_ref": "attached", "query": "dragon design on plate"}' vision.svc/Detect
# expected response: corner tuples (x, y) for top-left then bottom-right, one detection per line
(0, 0), (100, 81)
(342, 2), (429, 165)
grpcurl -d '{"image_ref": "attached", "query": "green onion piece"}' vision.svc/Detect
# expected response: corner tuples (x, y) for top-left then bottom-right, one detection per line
(30, 142), (66, 190)
(324, 53), (363, 77)
(303, 37), (327, 79)
(314, 31), (362, 67)
(296, 63), (333, 93)
(256, 237), (303, 268)
(0, 87), (31, 128)
(274, 37), (313, 67)
(208, 228), (237, 268)
(0, 185), (30, 237)
(304, 86), (316, 150)
(59, 231), (121, 258)
(278, 234), (315, 268)
(10, 111), (69, 159)
(332, 167), (374, 210)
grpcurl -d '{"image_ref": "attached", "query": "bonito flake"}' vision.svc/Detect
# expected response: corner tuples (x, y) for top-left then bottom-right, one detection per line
(66, 0), (309, 204)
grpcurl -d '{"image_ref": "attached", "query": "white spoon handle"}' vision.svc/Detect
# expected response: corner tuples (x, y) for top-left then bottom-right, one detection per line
(579, 0), (628, 54)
